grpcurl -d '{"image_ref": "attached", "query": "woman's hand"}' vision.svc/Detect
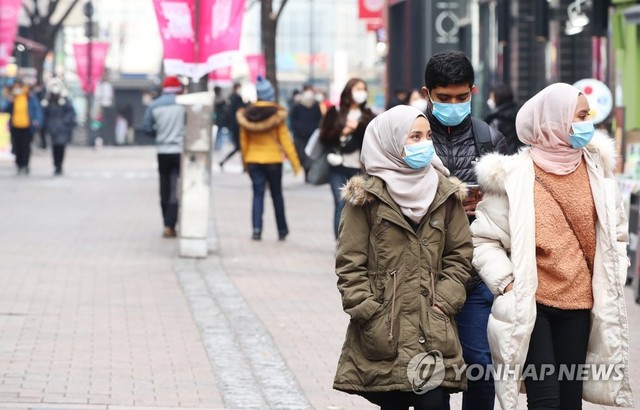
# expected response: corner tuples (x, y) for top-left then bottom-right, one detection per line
(503, 282), (514, 294)
(432, 304), (445, 315)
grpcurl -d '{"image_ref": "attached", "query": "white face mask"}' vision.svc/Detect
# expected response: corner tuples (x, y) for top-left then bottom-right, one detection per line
(315, 93), (324, 102)
(410, 98), (428, 113)
(487, 98), (496, 110)
(302, 90), (314, 102)
(51, 86), (62, 95)
(12, 88), (22, 96)
(352, 90), (368, 105)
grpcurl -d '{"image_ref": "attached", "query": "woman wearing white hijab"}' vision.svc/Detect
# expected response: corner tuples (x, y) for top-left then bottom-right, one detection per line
(471, 83), (633, 409)
(333, 105), (473, 410)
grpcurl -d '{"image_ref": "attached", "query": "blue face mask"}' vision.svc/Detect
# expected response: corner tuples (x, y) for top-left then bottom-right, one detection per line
(569, 120), (595, 149)
(403, 141), (435, 169)
(430, 99), (472, 127)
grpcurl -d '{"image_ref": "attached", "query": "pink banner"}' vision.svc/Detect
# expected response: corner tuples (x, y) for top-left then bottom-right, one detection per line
(197, 0), (246, 78)
(73, 42), (110, 93)
(152, 0), (245, 80)
(208, 66), (232, 82)
(152, 0), (196, 75)
(0, 0), (23, 68)
(246, 54), (266, 83)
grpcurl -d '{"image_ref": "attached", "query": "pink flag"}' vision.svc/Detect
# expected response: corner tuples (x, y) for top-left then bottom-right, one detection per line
(208, 66), (232, 84)
(73, 42), (110, 93)
(152, 0), (196, 77)
(152, 0), (245, 80)
(0, 0), (23, 68)
(246, 54), (266, 83)
(195, 0), (246, 79)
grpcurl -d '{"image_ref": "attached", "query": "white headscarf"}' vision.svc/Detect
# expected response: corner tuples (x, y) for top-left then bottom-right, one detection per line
(361, 105), (448, 223)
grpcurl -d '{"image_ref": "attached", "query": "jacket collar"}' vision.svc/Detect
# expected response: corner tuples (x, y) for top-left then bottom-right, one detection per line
(475, 130), (617, 195)
(426, 108), (472, 137)
(237, 102), (286, 132)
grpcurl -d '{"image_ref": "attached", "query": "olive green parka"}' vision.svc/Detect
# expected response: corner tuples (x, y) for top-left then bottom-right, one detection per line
(333, 173), (472, 394)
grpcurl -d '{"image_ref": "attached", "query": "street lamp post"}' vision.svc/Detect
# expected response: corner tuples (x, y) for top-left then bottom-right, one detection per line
(84, 0), (94, 146)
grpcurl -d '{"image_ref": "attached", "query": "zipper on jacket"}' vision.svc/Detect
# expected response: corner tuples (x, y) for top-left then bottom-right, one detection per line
(387, 270), (397, 344)
(447, 137), (455, 176)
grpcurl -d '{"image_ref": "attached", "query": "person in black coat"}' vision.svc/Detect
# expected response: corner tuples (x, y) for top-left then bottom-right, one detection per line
(289, 84), (322, 178)
(42, 78), (76, 175)
(484, 83), (523, 154)
(219, 82), (246, 170)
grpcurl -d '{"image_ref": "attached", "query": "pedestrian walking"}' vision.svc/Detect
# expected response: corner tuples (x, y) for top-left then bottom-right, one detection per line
(484, 83), (523, 154)
(41, 78), (76, 176)
(213, 85), (230, 151)
(289, 84), (323, 180)
(218, 82), (245, 171)
(421, 50), (511, 410)
(1, 79), (43, 175)
(318, 78), (375, 239)
(471, 82), (633, 409)
(142, 76), (185, 238)
(236, 76), (301, 241)
(333, 105), (472, 410)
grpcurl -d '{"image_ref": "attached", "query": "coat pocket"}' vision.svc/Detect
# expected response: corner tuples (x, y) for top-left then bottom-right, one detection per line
(358, 305), (398, 361)
(421, 307), (461, 359)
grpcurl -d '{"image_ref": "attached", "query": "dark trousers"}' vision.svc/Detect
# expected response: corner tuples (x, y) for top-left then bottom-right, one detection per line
(11, 127), (32, 169)
(524, 304), (590, 410)
(455, 281), (495, 410)
(328, 165), (360, 239)
(363, 388), (450, 410)
(158, 153), (181, 229)
(247, 163), (288, 235)
(53, 145), (66, 171)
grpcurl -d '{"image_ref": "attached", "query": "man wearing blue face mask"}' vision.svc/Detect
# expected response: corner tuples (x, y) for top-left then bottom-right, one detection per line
(422, 50), (512, 410)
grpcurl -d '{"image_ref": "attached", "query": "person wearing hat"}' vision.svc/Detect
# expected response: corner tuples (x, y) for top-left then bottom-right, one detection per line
(42, 78), (77, 176)
(236, 76), (301, 241)
(142, 75), (185, 238)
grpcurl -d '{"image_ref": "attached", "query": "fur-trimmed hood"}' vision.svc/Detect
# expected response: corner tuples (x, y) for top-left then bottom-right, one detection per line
(236, 101), (287, 132)
(475, 130), (617, 195)
(340, 173), (469, 207)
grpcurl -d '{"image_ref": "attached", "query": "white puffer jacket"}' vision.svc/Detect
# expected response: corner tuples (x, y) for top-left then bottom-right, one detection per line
(470, 132), (634, 409)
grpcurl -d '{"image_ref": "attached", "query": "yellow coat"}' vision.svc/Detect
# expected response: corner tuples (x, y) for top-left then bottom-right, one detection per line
(236, 101), (301, 174)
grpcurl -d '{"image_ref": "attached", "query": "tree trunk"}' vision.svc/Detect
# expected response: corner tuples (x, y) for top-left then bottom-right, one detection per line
(261, 0), (278, 100)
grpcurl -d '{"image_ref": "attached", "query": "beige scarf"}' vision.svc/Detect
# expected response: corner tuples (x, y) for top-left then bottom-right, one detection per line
(361, 105), (448, 223)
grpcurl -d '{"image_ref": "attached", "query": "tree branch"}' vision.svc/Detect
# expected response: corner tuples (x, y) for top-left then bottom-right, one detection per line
(246, 0), (259, 10)
(51, 0), (83, 37)
(22, 3), (36, 26)
(47, 0), (59, 20)
(275, 0), (290, 22)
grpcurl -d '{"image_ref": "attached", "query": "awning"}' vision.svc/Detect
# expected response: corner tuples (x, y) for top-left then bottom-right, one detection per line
(14, 36), (48, 53)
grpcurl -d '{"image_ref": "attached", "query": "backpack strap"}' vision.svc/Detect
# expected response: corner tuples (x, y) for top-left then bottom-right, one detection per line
(471, 118), (494, 156)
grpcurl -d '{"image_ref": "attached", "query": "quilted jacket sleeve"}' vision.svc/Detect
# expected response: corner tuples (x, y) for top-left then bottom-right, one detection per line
(470, 193), (515, 295)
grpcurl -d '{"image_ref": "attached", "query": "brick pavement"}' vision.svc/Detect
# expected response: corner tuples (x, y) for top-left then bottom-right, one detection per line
(0, 147), (223, 409)
(210, 149), (640, 410)
(0, 145), (638, 410)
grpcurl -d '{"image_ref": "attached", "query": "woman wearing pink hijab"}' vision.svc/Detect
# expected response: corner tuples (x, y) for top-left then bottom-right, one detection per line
(470, 83), (632, 409)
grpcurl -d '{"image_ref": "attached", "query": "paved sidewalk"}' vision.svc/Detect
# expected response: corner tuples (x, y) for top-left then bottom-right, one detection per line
(209, 148), (640, 410)
(1, 146), (638, 410)
(0, 147), (223, 409)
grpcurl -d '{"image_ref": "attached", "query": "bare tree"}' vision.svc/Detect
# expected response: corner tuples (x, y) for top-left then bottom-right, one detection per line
(22, 0), (83, 83)
(260, 0), (289, 100)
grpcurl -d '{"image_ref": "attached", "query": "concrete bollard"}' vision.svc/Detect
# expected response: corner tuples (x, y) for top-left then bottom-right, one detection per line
(177, 92), (212, 258)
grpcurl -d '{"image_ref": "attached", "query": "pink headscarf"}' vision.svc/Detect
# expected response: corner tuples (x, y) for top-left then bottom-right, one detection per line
(516, 83), (584, 175)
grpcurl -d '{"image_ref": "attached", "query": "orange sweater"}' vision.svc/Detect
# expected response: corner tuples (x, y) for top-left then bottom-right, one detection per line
(534, 160), (596, 309)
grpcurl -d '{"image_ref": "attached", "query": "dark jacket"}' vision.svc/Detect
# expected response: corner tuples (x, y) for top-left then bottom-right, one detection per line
(226, 92), (245, 141)
(484, 101), (524, 154)
(426, 109), (510, 184)
(289, 101), (322, 142)
(43, 97), (76, 145)
(333, 174), (472, 394)
(319, 105), (376, 154)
